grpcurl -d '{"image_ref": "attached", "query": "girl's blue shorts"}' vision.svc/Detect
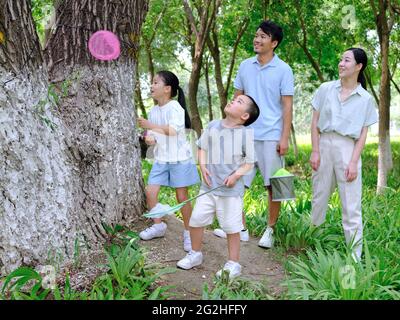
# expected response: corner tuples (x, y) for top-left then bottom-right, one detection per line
(148, 159), (200, 188)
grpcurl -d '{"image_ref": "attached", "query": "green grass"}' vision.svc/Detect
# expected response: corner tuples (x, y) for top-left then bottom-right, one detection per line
(141, 141), (400, 300)
(202, 274), (274, 300)
(1, 225), (173, 300)
(272, 141), (400, 300)
(2, 141), (398, 300)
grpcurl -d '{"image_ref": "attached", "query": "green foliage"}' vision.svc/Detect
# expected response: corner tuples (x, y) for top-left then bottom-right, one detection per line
(89, 238), (174, 300)
(244, 142), (400, 300)
(1, 226), (173, 300)
(1, 267), (50, 300)
(283, 243), (400, 300)
(31, 0), (55, 45)
(137, 0), (400, 133)
(202, 275), (273, 300)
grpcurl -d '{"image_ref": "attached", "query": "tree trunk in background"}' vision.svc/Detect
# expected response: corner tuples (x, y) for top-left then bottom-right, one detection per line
(290, 123), (298, 157)
(187, 56), (204, 134)
(207, 8), (250, 118)
(293, 1), (325, 83)
(204, 58), (213, 121)
(0, 0), (148, 274)
(134, 58), (147, 119)
(183, 0), (221, 136)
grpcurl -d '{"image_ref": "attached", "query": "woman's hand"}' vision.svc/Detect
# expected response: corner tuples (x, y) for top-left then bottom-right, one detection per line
(345, 161), (358, 182)
(309, 150), (320, 171)
(200, 165), (212, 187)
(137, 117), (154, 129)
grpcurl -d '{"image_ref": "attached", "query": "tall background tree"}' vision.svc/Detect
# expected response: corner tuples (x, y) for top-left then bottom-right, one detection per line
(0, 0), (148, 274)
(370, 0), (397, 193)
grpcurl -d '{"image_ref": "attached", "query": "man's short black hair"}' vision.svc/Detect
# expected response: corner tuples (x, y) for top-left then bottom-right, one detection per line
(257, 20), (283, 50)
(243, 95), (260, 127)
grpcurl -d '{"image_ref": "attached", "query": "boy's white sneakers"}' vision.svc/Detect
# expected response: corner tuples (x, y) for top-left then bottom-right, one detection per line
(258, 226), (274, 248)
(177, 250), (203, 269)
(183, 230), (192, 252)
(213, 228), (249, 242)
(139, 222), (167, 240)
(216, 260), (242, 279)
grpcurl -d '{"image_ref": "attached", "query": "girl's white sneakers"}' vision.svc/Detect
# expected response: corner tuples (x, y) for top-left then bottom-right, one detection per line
(139, 222), (167, 240)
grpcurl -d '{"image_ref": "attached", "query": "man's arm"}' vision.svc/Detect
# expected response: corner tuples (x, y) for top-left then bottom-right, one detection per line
(278, 95), (293, 155)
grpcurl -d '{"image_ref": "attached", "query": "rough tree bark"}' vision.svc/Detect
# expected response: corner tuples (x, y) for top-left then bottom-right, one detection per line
(0, 0), (75, 274)
(0, 0), (148, 274)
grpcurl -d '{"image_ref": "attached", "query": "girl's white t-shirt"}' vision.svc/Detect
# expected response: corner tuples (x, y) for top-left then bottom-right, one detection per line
(148, 100), (193, 163)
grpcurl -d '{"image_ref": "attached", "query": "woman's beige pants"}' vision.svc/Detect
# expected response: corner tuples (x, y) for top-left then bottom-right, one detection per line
(311, 132), (363, 259)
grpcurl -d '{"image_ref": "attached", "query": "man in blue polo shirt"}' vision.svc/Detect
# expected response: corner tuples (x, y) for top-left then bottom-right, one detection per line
(213, 20), (294, 248)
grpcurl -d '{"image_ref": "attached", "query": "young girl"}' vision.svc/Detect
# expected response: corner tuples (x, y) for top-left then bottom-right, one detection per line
(137, 71), (199, 252)
(310, 48), (378, 261)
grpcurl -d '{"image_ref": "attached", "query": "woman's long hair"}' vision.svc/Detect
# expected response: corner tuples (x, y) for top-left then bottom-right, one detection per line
(346, 47), (368, 90)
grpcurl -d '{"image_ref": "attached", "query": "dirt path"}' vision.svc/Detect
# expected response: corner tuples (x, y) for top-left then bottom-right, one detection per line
(135, 215), (286, 300)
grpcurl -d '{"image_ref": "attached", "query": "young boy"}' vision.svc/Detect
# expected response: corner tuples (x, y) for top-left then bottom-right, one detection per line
(176, 95), (260, 279)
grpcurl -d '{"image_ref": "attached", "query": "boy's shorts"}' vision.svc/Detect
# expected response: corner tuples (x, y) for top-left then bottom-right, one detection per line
(189, 191), (243, 234)
(243, 140), (282, 187)
(148, 160), (200, 188)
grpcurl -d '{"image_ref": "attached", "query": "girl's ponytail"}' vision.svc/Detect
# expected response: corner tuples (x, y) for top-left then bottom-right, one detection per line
(178, 86), (191, 129)
(157, 70), (192, 129)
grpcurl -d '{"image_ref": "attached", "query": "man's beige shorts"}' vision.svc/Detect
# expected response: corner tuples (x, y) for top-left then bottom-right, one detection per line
(243, 140), (282, 187)
(189, 192), (244, 234)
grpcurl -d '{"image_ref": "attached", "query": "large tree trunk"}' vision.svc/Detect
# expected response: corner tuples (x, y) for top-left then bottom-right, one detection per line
(0, 0), (148, 274)
(0, 0), (75, 274)
(45, 0), (148, 241)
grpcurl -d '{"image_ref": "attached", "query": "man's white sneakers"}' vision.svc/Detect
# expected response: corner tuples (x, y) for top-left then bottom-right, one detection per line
(258, 226), (274, 248)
